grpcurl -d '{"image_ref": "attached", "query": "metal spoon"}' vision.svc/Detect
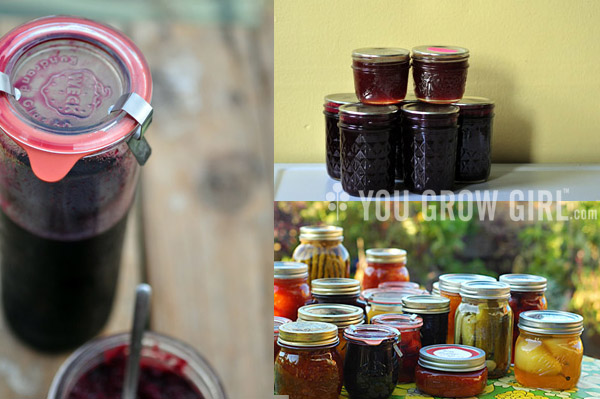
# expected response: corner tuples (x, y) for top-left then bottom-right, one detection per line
(122, 283), (152, 399)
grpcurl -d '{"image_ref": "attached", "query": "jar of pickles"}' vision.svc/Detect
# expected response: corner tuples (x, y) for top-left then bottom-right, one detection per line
(311, 278), (367, 316)
(274, 261), (311, 320)
(292, 226), (350, 283)
(401, 294), (450, 347)
(514, 310), (583, 390)
(455, 280), (513, 378)
(275, 321), (343, 399)
(274, 316), (292, 360)
(323, 93), (359, 180)
(363, 248), (410, 290)
(499, 273), (548, 364)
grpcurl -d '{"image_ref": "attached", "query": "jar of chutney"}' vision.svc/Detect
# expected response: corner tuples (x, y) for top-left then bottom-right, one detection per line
(411, 45), (469, 104)
(311, 278), (367, 316)
(323, 93), (359, 180)
(401, 294), (450, 347)
(274, 261), (311, 320)
(363, 248), (409, 290)
(292, 226), (350, 283)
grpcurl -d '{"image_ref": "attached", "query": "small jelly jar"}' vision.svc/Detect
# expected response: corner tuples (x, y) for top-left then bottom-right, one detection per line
(275, 316), (292, 360)
(394, 95), (420, 181)
(401, 294), (450, 347)
(379, 281), (420, 290)
(363, 248), (409, 290)
(455, 97), (495, 183)
(275, 321), (343, 399)
(343, 324), (401, 399)
(415, 344), (487, 398)
(311, 278), (367, 317)
(372, 313), (423, 383)
(351, 47), (410, 105)
(514, 310), (583, 390)
(438, 273), (496, 344)
(499, 274), (548, 364)
(323, 93), (359, 180)
(400, 103), (460, 194)
(338, 104), (399, 196)
(274, 261), (311, 320)
(411, 45), (469, 104)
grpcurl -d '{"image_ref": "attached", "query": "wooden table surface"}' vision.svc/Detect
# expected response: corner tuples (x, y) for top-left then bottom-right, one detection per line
(0, 7), (273, 399)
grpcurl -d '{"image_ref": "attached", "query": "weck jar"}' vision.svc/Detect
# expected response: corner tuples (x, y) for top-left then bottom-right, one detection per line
(323, 93), (359, 180)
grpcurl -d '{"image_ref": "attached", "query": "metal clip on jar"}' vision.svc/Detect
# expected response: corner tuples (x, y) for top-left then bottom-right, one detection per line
(455, 97), (495, 183)
(363, 248), (410, 290)
(411, 45), (469, 104)
(274, 261), (311, 320)
(514, 310), (583, 390)
(292, 226), (350, 283)
(311, 278), (367, 316)
(401, 294), (450, 347)
(323, 93), (359, 180)
(415, 344), (487, 398)
(275, 321), (343, 399)
(400, 103), (459, 194)
(274, 316), (292, 360)
(351, 47), (410, 105)
(338, 104), (399, 196)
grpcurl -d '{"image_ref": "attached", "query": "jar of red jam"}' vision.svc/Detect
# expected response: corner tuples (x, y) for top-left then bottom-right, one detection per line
(415, 344), (487, 398)
(311, 278), (367, 316)
(351, 47), (410, 105)
(379, 281), (420, 290)
(275, 321), (343, 399)
(292, 226), (350, 283)
(372, 313), (423, 383)
(338, 104), (399, 196)
(323, 93), (359, 180)
(275, 316), (292, 360)
(499, 274), (548, 364)
(401, 295), (450, 347)
(411, 45), (469, 104)
(455, 97), (495, 183)
(400, 103), (459, 194)
(363, 248), (409, 290)
(274, 261), (311, 320)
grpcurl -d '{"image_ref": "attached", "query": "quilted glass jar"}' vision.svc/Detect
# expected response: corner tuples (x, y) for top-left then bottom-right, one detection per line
(323, 93), (359, 180)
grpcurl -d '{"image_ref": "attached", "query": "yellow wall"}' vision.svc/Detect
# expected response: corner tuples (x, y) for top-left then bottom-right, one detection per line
(274, 0), (600, 163)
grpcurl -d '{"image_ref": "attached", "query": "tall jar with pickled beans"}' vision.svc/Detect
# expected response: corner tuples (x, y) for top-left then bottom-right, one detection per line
(274, 316), (292, 360)
(401, 294), (450, 347)
(455, 281), (513, 378)
(292, 226), (350, 284)
(514, 310), (583, 390)
(499, 274), (548, 364)
(311, 278), (367, 316)
(438, 273), (496, 344)
(362, 248), (409, 290)
(274, 262), (311, 320)
(275, 321), (343, 399)
(323, 93), (359, 180)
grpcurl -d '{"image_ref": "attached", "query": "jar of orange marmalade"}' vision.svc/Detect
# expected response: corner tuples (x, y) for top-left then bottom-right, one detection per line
(363, 248), (410, 290)
(274, 261), (311, 320)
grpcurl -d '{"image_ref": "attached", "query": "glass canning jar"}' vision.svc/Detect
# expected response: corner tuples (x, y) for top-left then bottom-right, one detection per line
(274, 261), (311, 320)
(323, 93), (359, 180)
(366, 290), (408, 322)
(394, 95), (419, 181)
(401, 294), (450, 347)
(275, 316), (292, 360)
(363, 248), (409, 290)
(311, 278), (367, 316)
(379, 281), (420, 290)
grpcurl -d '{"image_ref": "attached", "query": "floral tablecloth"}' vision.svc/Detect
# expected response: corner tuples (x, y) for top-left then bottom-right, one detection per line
(340, 356), (600, 399)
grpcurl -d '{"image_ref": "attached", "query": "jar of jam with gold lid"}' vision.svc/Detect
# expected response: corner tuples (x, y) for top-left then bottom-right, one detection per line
(351, 47), (410, 105)
(411, 45), (469, 104)
(311, 278), (367, 316)
(323, 93), (359, 180)
(363, 248), (410, 290)
(274, 261), (311, 320)
(338, 104), (398, 196)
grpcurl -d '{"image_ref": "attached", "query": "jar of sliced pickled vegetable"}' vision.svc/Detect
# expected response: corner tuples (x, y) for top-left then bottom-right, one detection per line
(455, 280), (513, 378)
(401, 294), (450, 347)
(274, 261), (311, 320)
(499, 274), (548, 364)
(514, 310), (583, 390)
(275, 316), (292, 360)
(363, 248), (409, 290)
(292, 226), (350, 284)
(311, 278), (367, 317)
(275, 321), (343, 399)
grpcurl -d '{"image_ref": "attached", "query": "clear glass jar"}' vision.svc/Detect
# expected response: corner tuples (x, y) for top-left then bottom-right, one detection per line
(275, 316), (292, 360)
(292, 226), (350, 284)
(379, 281), (420, 290)
(48, 332), (226, 399)
(363, 248), (409, 290)
(402, 294), (450, 347)
(311, 278), (367, 317)
(431, 281), (440, 296)
(455, 281), (513, 378)
(274, 261), (311, 320)
(323, 93), (359, 180)
(366, 290), (407, 322)
(514, 310), (583, 390)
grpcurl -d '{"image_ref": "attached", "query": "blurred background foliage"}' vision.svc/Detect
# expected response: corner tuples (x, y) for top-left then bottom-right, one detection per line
(275, 201), (600, 356)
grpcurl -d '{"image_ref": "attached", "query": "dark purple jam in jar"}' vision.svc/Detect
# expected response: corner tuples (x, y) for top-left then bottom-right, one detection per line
(411, 45), (469, 104)
(338, 104), (399, 196)
(455, 97), (495, 183)
(395, 95), (419, 181)
(324, 93), (359, 180)
(401, 103), (459, 194)
(352, 48), (410, 105)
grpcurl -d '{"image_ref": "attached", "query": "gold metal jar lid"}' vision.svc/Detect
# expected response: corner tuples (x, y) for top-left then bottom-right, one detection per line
(519, 310), (584, 335)
(278, 321), (339, 348)
(412, 45), (469, 62)
(418, 344), (486, 373)
(460, 280), (510, 300)
(338, 103), (399, 117)
(366, 248), (407, 264)
(298, 304), (364, 328)
(352, 47), (410, 63)
(324, 93), (359, 106)
(311, 278), (361, 296)
(274, 261), (308, 280)
(401, 103), (460, 116)
(438, 273), (496, 294)
(499, 274), (547, 292)
(299, 225), (343, 241)
(401, 294), (450, 314)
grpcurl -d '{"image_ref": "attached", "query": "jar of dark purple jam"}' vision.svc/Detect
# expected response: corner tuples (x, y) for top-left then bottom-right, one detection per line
(411, 45), (469, 104)
(338, 104), (399, 196)
(400, 103), (459, 193)
(352, 47), (410, 105)
(394, 95), (419, 181)
(455, 97), (495, 183)
(323, 93), (359, 180)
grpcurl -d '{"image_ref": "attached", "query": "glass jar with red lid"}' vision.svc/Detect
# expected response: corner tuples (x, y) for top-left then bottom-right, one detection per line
(275, 316), (292, 360)
(274, 261), (311, 320)
(415, 344), (487, 398)
(372, 313), (423, 383)
(400, 103), (459, 194)
(411, 45), (469, 104)
(379, 281), (420, 290)
(323, 93), (359, 180)
(338, 104), (398, 196)
(0, 16), (153, 351)
(499, 274), (548, 364)
(292, 226), (350, 283)
(351, 47), (410, 105)
(401, 294), (450, 347)
(363, 248), (409, 289)
(311, 278), (367, 316)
